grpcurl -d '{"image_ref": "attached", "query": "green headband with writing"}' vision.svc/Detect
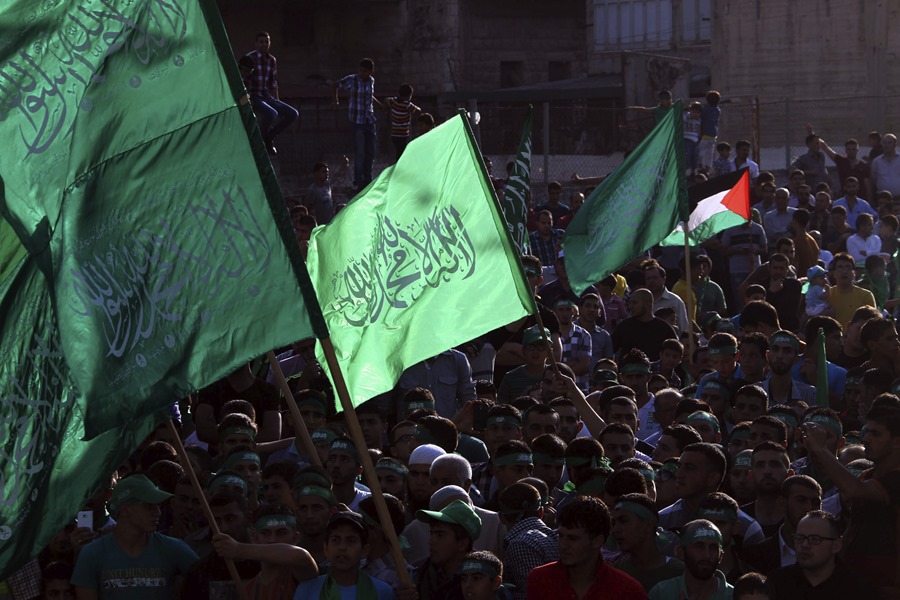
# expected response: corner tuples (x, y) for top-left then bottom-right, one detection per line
(614, 500), (658, 523)
(255, 514), (297, 531)
(771, 412), (799, 429)
(769, 333), (800, 350)
(680, 526), (723, 547)
(733, 453), (752, 469)
(376, 461), (409, 479)
(219, 426), (256, 442)
(460, 558), (499, 579)
(486, 415), (522, 428)
(805, 414), (842, 437)
(311, 428), (338, 445)
(702, 381), (732, 401)
(329, 439), (360, 463)
(406, 399), (436, 412)
(222, 450), (260, 470)
(494, 452), (533, 467)
(293, 484), (335, 504)
(688, 411), (720, 432)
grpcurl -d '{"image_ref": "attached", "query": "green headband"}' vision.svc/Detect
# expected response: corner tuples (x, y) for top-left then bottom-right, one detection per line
(208, 474), (248, 494)
(406, 399), (436, 412)
(494, 452), (533, 467)
(376, 461), (409, 479)
(614, 500), (658, 523)
(255, 514), (297, 531)
(769, 333), (800, 351)
(708, 345), (738, 356)
(311, 428), (338, 445)
(688, 411), (720, 432)
(460, 558), (500, 579)
(620, 362), (651, 375)
(680, 526), (723, 547)
(566, 455), (610, 469)
(297, 396), (326, 414)
(698, 507), (738, 523)
(702, 382), (732, 401)
(222, 450), (260, 470)
(637, 467), (656, 481)
(805, 414), (842, 437)
(293, 484), (335, 504)
(486, 415), (522, 428)
(733, 453), (752, 469)
(219, 426), (256, 442)
(329, 439), (360, 463)
(532, 452), (566, 466)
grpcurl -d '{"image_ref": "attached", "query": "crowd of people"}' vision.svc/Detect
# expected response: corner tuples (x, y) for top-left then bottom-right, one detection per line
(6, 31), (900, 600)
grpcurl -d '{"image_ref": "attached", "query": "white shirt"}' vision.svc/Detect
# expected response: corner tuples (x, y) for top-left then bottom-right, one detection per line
(734, 158), (760, 181)
(637, 394), (660, 441)
(846, 233), (882, 266)
(653, 289), (689, 333)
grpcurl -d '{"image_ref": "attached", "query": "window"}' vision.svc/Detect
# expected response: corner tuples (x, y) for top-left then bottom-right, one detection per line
(593, 0), (709, 50)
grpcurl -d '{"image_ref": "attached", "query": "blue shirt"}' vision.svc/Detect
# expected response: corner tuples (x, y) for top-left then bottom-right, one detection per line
(834, 197), (877, 231)
(791, 359), (846, 398)
(294, 574), (395, 600)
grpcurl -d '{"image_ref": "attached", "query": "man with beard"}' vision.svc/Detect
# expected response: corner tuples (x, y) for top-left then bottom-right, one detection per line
(741, 474), (822, 575)
(526, 496), (645, 600)
(292, 469), (337, 568)
(741, 442), (793, 538)
(649, 519), (733, 599)
(759, 331), (816, 407)
(802, 404), (900, 593)
(611, 493), (684, 592)
(767, 510), (876, 598)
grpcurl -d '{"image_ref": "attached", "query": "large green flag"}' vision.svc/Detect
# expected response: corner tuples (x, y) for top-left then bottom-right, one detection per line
(563, 101), (688, 294)
(500, 106), (533, 253)
(307, 114), (536, 408)
(0, 0), (316, 438)
(0, 218), (163, 579)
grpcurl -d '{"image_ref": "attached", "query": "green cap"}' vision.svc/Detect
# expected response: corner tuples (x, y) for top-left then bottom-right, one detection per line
(522, 326), (551, 346)
(417, 499), (483, 542)
(109, 474), (172, 513)
(593, 369), (619, 383)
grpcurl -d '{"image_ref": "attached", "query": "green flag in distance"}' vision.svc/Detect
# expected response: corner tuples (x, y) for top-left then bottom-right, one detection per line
(500, 106), (533, 253)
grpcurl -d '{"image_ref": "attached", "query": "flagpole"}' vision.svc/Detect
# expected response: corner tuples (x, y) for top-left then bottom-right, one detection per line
(683, 227), (696, 363)
(266, 351), (322, 468)
(165, 420), (249, 600)
(318, 338), (412, 586)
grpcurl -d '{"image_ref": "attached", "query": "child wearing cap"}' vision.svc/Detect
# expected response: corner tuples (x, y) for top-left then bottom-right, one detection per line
(293, 511), (395, 599)
(805, 265), (831, 316)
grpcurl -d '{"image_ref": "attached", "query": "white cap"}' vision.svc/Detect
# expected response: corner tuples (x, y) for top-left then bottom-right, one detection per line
(429, 485), (472, 510)
(408, 444), (446, 467)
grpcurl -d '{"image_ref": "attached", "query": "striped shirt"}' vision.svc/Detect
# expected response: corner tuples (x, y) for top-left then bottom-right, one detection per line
(387, 97), (420, 137)
(243, 50), (277, 97)
(336, 73), (376, 124)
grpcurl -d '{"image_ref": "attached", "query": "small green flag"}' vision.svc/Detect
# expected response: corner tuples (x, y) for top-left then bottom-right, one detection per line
(307, 114), (536, 408)
(563, 101), (688, 294)
(0, 223), (163, 579)
(816, 327), (829, 407)
(0, 0), (317, 438)
(500, 106), (533, 253)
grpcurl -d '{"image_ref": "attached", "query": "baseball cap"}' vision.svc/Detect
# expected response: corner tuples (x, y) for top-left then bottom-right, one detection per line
(807, 265), (827, 280)
(109, 474), (172, 513)
(522, 326), (550, 347)
(416, 499), (483, 542)
(327, 510), (366, 536)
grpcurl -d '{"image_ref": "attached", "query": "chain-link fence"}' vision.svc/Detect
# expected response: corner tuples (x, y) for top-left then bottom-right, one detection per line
(272, 93), (900, 207)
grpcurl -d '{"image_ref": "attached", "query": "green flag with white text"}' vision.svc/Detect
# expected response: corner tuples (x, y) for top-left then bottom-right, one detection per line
(563, 101), (688, 294)
(0, 217), (164, 579)
(307, 114), (536, 408)
(0, 0), (317, 438)
(500, 106), (533, 253)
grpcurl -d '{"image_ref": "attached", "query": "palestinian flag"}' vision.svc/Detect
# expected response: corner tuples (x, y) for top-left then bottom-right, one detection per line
(659, 169), (751, 246)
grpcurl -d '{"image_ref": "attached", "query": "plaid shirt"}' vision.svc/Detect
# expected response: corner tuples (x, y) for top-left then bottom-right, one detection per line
(243, 50), (277, 97)
(528, 228), (564, 266)
(560, 324), (592, 390)
(6, 558), (40, 600)
(336, 73), (376, 124)
(504, 517), (559, 600)
(471, 461), (493, 507)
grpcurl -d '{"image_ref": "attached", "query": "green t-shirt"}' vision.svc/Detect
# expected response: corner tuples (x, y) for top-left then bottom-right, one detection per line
(71, 532), (199, 599)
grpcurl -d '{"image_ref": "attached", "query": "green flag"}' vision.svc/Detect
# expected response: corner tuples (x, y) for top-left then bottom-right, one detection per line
(0, 220), (163, 579)
(563, 101), (688, 294)
(0, 0), (316, 438)
(816, 327), (829, 407)
(500, 106), (533, 253)
(307, 114), (536, 408)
